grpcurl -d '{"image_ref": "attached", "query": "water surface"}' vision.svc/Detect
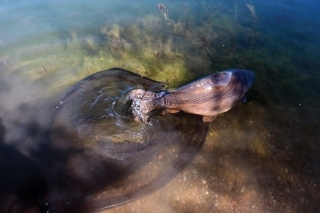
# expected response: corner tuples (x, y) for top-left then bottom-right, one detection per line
(0, 0), (319, 212)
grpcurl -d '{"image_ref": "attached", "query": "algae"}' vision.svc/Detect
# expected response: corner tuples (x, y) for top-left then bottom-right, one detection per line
(2, 1), (319, 107)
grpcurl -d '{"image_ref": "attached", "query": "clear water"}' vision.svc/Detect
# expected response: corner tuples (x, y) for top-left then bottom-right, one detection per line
(0, 0), (319, 212)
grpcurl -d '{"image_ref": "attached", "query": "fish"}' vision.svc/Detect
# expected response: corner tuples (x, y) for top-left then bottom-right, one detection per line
(129, 69), (254, 122)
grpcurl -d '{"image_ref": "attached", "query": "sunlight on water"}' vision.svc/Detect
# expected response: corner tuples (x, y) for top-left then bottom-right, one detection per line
(0, 0), (319, 212)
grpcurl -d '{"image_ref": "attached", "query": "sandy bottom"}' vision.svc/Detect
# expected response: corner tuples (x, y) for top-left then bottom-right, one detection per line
(99, 101), (320, 213)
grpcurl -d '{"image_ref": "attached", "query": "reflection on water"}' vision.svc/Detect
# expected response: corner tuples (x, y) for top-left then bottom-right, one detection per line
(0, 0), (319, 212)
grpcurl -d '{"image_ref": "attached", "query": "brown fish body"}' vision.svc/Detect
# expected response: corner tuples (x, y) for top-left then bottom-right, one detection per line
(151, 69), (254, 122)
(128, 69), (254, 122)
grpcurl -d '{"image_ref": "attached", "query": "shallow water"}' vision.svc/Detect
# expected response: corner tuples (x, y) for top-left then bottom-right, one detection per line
(0, 0), (319, 212)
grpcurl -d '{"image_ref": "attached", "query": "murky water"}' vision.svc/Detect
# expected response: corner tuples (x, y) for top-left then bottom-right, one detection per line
(0, 0), (319, 212)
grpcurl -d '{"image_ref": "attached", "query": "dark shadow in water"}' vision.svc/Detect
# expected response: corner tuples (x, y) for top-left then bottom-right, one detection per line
(0, 68), (209, 213)
(0, 118), (48, 213)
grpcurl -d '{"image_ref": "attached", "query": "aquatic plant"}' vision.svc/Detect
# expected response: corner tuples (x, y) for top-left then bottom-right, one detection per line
(3, 0), (317, 107)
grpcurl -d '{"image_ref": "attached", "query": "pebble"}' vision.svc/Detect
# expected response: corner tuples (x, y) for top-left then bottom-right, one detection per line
(201, 179), (207, 184)
(247, 183), (258, 189)
(241, 186), (245, 193)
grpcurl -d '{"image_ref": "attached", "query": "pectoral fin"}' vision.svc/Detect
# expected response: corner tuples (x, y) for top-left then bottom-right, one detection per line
(165, 108), (180, 113)
(203, 115), (217, 122)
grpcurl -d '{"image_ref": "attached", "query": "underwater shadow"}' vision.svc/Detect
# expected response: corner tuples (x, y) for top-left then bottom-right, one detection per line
(0, 117), (48, 213)
(0, 69), (209, 213)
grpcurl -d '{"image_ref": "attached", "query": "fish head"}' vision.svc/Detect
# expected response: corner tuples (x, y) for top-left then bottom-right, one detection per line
(207, 69), (254, 113)
(228, 69), (255, 91)
(209, 71), (233, 88)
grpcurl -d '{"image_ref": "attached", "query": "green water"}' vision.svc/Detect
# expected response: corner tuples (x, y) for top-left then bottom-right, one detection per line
(0, 0), (319, 212)
(1, 1), (319, 104)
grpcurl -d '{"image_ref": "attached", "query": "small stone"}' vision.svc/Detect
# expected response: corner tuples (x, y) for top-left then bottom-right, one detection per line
(192, 169), (198, 174)
(201, 179), (207, 184)
(205, 191), (209, 195)
(247, 183), (258, 189)
(241, 187), (245, 193)
(215, 203), (218, 206)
